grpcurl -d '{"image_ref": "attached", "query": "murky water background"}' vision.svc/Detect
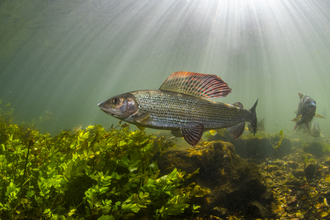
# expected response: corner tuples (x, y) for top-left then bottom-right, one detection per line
(1, 0), (330, 137)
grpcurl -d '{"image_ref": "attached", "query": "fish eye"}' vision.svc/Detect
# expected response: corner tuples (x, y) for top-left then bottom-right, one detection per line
(112, 98), (120, 105)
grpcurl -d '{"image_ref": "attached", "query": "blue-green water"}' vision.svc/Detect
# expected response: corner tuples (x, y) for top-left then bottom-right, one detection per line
(1, 0), (330, 137)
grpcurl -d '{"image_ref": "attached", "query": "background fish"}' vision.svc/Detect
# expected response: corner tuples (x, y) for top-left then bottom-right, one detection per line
(248, 118), (265, 133)
(98, 72), (258, 146)
(310, 121), (321, 138)
(291, 92), (325, 131)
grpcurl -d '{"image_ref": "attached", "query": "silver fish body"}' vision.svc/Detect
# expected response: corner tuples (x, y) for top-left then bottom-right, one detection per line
(98, 72), (258, 145)
(296, 93), (316, 127)
(292, 92), (325, 131)
(310, 121), (320, 138)
(125, 90), (255, 130)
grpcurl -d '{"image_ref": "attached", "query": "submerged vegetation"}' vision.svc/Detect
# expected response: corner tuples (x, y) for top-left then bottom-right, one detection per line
(2, 100), (330, 219)
(270, 130), (285, 151)
(0, 101), (208, 219)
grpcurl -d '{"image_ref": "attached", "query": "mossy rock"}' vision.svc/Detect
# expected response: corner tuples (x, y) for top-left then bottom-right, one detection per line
(303, 142), (323, 158)
(292, 169), (305, 179)
(157, 140), (275, 218)
(304, 163), (322, 181)
(208, 134), (292, 161)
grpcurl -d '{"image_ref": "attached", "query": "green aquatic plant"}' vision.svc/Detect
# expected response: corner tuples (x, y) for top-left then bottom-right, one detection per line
(270, 130), (284, 151)
(0, 107), (208, 219)
(240, 130), (270, 139)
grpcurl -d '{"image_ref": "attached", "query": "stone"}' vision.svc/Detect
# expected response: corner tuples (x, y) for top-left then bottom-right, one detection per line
(157, 140), (275, 218)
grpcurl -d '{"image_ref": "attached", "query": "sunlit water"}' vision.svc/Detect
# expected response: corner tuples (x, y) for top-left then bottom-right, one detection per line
(1, 0), (330, 140)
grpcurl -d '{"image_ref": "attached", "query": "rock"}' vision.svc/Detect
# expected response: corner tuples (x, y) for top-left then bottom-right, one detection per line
(286, 179), (302, 187)
(287, 161), (299, 169)
(304, 164), (317, 181)
(208, 134), (292, 161)
(268, 165), (280, 172)
(292, 169), (305, 179)
(303, 142), (323, 158)
(157, 140), (274, 218)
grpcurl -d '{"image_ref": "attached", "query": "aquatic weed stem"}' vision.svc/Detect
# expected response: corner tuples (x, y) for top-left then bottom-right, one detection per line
(21, 139), (33, 186)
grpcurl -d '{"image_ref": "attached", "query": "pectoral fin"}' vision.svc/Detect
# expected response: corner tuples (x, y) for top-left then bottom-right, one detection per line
(226, 122), (245, 139)
(181, 124), (204, 146)
(133, 113), (150, 125)
(315, 114), (325, 119)
(291, 115), (302, 122)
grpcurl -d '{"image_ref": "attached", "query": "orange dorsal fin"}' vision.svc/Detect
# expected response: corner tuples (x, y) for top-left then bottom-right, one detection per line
(159, 71), (232, 98)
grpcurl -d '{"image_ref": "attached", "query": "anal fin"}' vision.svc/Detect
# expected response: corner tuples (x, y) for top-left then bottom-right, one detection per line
(181, 124), (204, 146)
(226, 122), (245, 139)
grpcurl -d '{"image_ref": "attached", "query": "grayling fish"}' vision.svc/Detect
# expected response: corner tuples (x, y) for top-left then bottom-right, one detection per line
(291, 92), (325, 131)
(310, 121), (320, 138)
(98, 72), (258, 145)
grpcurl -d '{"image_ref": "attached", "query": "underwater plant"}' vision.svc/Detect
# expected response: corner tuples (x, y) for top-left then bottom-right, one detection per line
(270, 130), (284, 151)
(0, 103), (208, 219)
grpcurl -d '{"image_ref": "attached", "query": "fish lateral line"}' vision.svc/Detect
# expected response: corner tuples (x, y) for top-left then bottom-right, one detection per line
(98, 72), (258, 145)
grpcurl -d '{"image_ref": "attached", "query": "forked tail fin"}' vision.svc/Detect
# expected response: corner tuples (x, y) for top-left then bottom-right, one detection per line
(250, 99), (258, 135)
(226, 99), (258, 139)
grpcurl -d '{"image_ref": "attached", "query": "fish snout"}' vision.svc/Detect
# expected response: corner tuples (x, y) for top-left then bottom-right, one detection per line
(98, 102), (113, 115)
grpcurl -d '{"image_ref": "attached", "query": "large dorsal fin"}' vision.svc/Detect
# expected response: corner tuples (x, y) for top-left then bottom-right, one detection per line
(159, 72), (232, 98)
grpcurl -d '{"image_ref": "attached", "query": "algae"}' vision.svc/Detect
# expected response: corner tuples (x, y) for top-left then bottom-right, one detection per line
(0, 102), (208, 219)
(3, 101), (330, 219)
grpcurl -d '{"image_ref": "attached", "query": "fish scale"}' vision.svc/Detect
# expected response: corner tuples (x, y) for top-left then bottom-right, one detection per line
(131, 90), (250, 130)
(98, 71), (258, 145)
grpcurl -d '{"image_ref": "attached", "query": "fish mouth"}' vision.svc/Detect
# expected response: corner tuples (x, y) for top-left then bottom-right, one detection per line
(98, 104), (115, 116)
(99, 108), (114, 116)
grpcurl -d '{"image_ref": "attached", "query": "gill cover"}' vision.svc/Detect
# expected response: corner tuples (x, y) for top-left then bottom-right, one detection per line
(98, 93), (138, 119)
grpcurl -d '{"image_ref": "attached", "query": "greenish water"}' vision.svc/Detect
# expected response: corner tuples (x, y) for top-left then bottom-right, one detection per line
(1, 1), (330, 219)
(1, 0), (330, 137)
